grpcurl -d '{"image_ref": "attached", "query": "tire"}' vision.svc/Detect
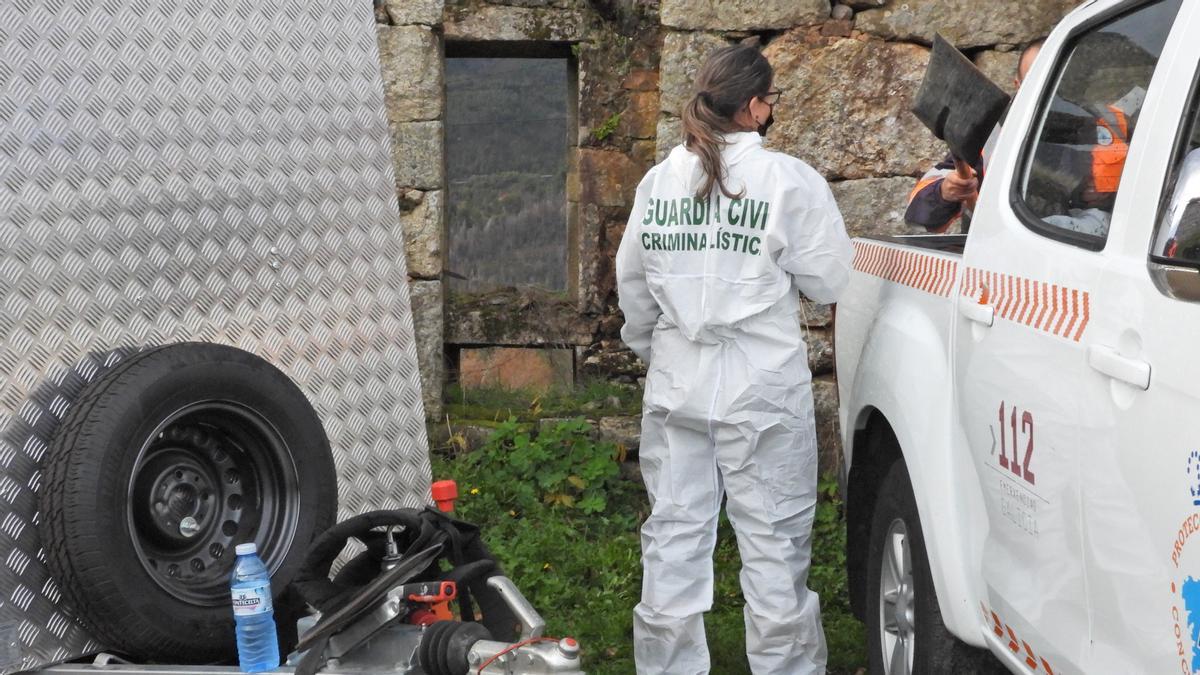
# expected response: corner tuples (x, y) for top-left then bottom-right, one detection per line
(866, 461), (1003, 675)
(39, 343), (338, 663)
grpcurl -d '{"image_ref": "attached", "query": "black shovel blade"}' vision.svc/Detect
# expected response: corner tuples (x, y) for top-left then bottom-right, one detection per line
(912, 34), (1012, 163)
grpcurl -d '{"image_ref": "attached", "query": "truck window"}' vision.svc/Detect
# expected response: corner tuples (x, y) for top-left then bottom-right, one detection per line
(1014, 0), (1182, 248)
(1149, 76), (1200, 300)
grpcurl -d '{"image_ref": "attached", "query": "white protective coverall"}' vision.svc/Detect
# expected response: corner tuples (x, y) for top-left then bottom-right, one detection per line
(616, 131), (853, 674)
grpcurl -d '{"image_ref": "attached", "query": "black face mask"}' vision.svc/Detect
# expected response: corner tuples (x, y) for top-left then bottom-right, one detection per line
(757, 111), (775, 138)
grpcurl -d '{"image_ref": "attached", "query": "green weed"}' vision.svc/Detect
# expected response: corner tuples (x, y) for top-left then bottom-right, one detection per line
(591, 113), (621, 142)
(432, 424), (865, 674)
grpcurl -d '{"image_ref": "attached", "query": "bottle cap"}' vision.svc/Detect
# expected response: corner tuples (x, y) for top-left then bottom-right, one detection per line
(235, 543), (257, 555)
(431, 479), (458, 513)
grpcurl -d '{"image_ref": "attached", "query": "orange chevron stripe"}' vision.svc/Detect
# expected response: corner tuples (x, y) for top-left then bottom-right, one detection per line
(962, 267), (1090, 342)
(1054, 286), (1070, 337)
(1035, 281), (1050, 331)
(851, 241), (958, 297)
(1074, 292), (1090, 342)
(1063, 289), (1080, 339)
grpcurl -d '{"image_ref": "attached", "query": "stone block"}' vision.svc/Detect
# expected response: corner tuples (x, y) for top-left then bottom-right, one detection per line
(575, 203), (606, 315)
(444, 5), (584, 42)
(578, 148), (642, 208)
(812, 375), (842, 476)
(656, 116), (682, 163)
(821, 19), (854, 38)
(974, 49), (1021, 96)
(806, 327), (834, 376)
(386, 0), (443, 25)
(620, 90), (659, 141)
(409, 280), (445, 420)
(430, 421), (495, 454)
(378, 26), (442, 123)
(623, 69), (660, 92)
(398, 190), (443, 279)
(800, 300), (834, 329)
(856, 0), (1076, 49)
(829, 176), (915, 238)
(632, 140), (657, 172)
(458, 347), (574, 391)
(390, 120), (443, 190)
(500, 0), (572, 6)
(446, 288), (597, 346)
(661, 0), (828, 31)
(578, 345), (646, 379)
(598, 416), (641, 454)
(660, 31), (730, 116)
(763, 33), (943, 179)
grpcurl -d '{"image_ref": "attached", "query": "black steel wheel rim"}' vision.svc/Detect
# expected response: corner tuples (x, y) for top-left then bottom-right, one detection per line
(127, 401), (300, 606)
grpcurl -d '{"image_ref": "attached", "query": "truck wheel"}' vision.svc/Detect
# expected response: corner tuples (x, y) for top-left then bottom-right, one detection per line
(866, 461), (1001, 675)
(38, 343), (338, 663)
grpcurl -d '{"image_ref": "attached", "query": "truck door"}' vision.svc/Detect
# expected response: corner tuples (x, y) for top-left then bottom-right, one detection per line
(953, 2), (1182, 672)
(1077, 3), (1200, 671)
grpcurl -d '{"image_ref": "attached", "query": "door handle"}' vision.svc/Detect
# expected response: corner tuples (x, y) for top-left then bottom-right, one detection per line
(958, 299), (994, 327)
(1087, 345), (1151, 390)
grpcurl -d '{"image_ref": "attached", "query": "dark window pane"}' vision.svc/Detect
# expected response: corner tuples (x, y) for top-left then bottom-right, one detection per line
(445, 58), (569, 292)
(1017, 0), (1180, 243)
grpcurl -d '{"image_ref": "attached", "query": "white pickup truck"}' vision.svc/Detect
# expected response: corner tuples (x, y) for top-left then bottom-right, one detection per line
(834, 1), (1200, 673)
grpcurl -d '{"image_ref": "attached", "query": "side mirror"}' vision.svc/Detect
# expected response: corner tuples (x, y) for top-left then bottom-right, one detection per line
(1151, 149), (1200, 301)
(1157, 150), (1200, 259)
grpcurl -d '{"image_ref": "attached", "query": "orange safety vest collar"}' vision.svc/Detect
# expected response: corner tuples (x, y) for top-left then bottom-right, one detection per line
(1090, 105), (1130, 196)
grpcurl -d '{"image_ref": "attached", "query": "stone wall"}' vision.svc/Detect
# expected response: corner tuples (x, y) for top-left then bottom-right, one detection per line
(374, 0), (1082, 470)
(378, 0), (447, 419)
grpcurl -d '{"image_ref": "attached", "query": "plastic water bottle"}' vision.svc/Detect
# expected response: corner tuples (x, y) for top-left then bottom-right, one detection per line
(230, 543), (279, 672)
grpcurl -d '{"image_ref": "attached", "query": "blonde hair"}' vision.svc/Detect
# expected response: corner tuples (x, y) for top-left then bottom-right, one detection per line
(681, 44), (773, 199)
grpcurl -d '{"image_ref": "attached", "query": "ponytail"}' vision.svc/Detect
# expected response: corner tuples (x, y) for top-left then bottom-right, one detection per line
(681, 45), (773, 200)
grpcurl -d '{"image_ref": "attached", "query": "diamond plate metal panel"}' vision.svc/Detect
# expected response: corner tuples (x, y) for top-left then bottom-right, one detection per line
(0, 0), (432, 670)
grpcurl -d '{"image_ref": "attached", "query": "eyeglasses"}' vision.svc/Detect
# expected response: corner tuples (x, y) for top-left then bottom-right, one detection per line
(761, 90), (783, 106)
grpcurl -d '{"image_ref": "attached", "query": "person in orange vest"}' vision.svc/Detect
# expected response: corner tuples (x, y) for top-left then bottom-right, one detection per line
(1080, 98), (1138, 209)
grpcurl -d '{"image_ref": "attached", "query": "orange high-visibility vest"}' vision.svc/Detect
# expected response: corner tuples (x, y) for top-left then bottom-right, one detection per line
(1090, 105), (1130, 196)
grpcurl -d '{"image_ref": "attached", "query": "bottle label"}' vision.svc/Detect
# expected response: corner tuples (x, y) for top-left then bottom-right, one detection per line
(231, 583), (273, 617)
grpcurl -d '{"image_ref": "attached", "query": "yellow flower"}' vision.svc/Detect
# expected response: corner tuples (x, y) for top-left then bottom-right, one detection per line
(542, 563), (552, 571)
(509, 510), (517, 517)
(470, 487), (480, 495)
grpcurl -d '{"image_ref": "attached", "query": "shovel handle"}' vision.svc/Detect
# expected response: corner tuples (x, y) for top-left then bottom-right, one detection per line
(953, 158), (974, 180)
(953, 158), (978, 213)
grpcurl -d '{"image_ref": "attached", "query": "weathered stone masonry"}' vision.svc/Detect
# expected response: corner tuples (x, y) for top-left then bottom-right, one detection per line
(375, 0), (1081, 470)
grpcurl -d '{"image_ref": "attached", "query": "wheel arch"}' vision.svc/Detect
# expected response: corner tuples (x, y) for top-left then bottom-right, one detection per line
(840, 300), (988, 647)
(845, 407), (900, 621)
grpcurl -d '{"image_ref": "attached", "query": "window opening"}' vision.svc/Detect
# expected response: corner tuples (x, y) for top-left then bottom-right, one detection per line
(445, 57), (570, 293)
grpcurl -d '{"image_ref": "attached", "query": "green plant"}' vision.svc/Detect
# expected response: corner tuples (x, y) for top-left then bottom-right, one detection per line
(433, 427), (865, 673)
(591, 113), (621, 141)
(467, 416), (623, 514)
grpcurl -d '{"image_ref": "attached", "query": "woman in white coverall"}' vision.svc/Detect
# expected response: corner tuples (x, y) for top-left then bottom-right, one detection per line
(616, 45), (853, 674)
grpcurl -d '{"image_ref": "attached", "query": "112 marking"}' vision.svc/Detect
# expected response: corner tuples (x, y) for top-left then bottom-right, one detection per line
(998, 401), (1036, 486)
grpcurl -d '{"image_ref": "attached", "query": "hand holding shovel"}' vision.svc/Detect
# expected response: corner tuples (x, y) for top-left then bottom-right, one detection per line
(912, 35), (1011, 217)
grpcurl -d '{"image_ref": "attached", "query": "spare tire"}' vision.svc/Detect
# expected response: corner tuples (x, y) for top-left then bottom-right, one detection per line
(38, 343), (338, 663)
